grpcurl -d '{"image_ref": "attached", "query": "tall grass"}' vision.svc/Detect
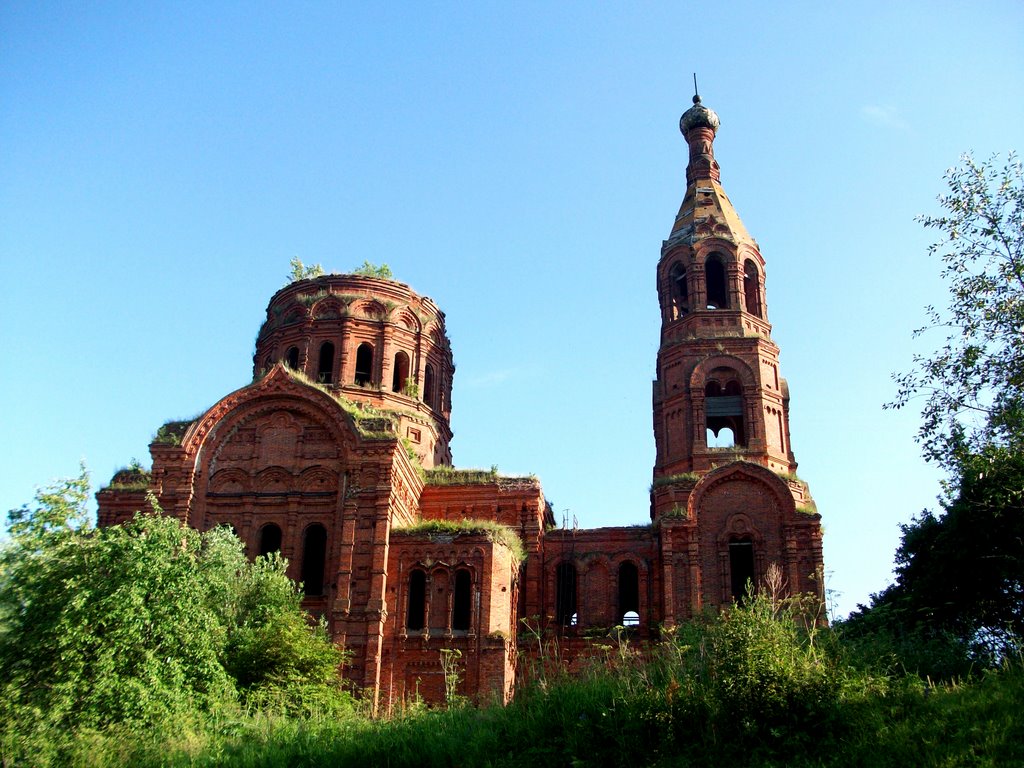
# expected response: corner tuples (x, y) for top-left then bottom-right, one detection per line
(5, 595), (1022, 767)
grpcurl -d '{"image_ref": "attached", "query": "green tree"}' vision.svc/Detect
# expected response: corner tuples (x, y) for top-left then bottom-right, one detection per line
(287, 256), (325, 284)
(889, 152), (1023, 470)
(351, 260), (393, 279)
(0, 470), (349, 745)
(854, 154), (1024, 672)
(855, 446), (1024, 664)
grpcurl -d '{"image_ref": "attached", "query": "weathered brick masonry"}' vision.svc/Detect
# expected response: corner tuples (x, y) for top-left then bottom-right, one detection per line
(98, 97), (824, 708)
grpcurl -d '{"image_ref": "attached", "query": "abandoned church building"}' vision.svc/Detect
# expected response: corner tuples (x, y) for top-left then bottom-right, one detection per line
(97, 96), (824, 708)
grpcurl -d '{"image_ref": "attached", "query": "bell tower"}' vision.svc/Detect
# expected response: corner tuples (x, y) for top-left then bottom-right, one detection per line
(653, 94), (797, 487)
(649, 94), (823, 614)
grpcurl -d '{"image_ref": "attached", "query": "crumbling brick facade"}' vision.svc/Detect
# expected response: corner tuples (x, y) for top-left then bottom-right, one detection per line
(98, 97), (823, 709)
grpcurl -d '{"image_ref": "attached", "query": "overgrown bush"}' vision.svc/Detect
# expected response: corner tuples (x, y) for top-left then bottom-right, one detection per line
(0, 471), (350, 764)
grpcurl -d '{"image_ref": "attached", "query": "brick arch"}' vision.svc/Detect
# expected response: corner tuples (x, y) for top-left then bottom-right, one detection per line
(299, 466), (339, 493)
(177, 366), (359, 529)
(609, 553), (650, 574)
(357, 299), (387, 319)
(688, 355), (758, 393)
(394, 307), (421, 332)
(715, 511), (765, 548)
(688, 462), (797, 603)
(735, 242), (765, 269)
(693, 237), (739, 264)
(687, 461), (796, 520)
(255, 466), (291, 493)
(180, 365), (358, 460)
(311, 296), (344, 320)
(208, 467), (250, 494)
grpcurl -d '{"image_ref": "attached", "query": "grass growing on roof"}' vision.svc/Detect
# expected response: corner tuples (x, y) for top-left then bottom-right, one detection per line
(393, 519), (526, 564)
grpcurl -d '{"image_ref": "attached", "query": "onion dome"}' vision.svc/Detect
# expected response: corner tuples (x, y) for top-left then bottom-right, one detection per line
(679, 94), (720, 136)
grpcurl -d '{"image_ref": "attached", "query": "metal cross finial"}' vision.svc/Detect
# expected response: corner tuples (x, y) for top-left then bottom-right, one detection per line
(692, 73), (701, 104)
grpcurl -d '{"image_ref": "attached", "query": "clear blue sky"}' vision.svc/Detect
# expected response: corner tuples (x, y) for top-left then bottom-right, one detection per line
(2, 2), (1022, 619)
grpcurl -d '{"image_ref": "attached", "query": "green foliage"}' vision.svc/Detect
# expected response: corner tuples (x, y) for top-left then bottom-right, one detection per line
(4, 549), (1023, 766)
(104, 462), (152, 491)
(844, 445), (1024, 670)
(153, 418), (196, 446)
(0, 473), (350, 763)
(351, 260), (393, 280)
(223, 552), (350, 717)
(402, 377), (420, 398)
(889, 152), (1024, 470)
(286, 257), (325, 284)
(866, 156), (1024, 675)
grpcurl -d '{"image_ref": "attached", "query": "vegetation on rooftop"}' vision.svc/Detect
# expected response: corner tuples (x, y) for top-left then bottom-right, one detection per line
(152, 418), (198, 446)
(286, 257), (325, 284)
(351, 260), (393, 279)
(104, 459), (152, 492)
(392, 519), (526, 564)
(282, 368), (411, 439)
(423, 465), (500, 485)
(650, 472), (700, 491)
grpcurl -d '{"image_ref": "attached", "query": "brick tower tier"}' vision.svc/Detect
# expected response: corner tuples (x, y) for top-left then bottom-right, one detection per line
(649, 95), (823, 613)
(254, 274), (455, 468)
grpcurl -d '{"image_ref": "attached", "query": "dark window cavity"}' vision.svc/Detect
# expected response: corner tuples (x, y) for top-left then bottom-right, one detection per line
(407, 569), (426, 631)
(301, 523), (327, 596)
(392, 350), (410, 393)
(705, 253), (729, 309)
(286, 346), (300, 370)
(743, 259), (762, 317)
(555, 562), (578, 627)
(355, 342), (373, 385)
(618, 561), (640, 626)
(424, 363), (435, 406)
(258, 523), (282, 556)
(452, 569), (472, 631)
(729, 539), (756, 602)
(317, 342), (335, 383)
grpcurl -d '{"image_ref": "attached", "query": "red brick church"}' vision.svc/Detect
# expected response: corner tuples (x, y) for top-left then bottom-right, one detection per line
(98, 96), (823, 709)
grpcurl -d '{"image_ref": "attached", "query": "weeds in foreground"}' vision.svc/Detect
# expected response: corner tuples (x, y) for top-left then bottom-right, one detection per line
(4, 591), (1022, 767)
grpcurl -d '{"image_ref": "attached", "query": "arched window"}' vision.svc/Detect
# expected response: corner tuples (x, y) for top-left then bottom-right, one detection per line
(317, 342), (335, 383)
(705, 370), (745, 446)
(407, 569), (426, 631)
(743, 259), (762, 317)
(555, 562), (578, 627)
(705, 253), (729, 309)
(618, 562), (640, 627)
(257, 523), (282, 556)
(424, 363), (435, 406)
(669, 262), (689, 318)
(355, 343), (373, 386)
(729, 538), (756, 602)
(301, 523), (327, 596)
(452, 569), (472, 631)
(392, 350), (410, 393)
(286, 346), (300, 370)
